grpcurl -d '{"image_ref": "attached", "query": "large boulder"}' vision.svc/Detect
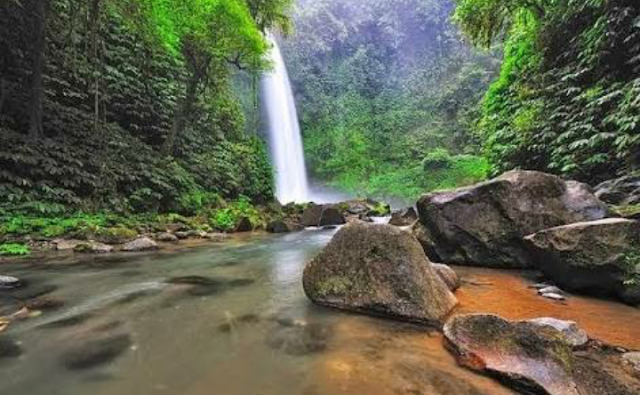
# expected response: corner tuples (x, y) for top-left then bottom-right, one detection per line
(444, 314), (640, 395)
(524, 218), (640, 305)
(303, 222), (458, 325)
(417, 170), (609, 268)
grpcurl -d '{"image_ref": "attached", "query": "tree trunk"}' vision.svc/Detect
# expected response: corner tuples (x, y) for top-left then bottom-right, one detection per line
(163, 75), (198, 157)
(89, 0), (103, 133)
(28, 0), (49, 140)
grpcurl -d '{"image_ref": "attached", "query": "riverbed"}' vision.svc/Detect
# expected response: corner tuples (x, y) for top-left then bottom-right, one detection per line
(0, 228), (638, 395)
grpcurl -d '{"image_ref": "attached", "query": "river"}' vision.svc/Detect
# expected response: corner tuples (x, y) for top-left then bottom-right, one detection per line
(0, 228), (639, 395)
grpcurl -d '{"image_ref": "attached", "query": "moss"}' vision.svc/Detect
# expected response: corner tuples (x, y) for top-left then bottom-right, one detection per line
(317, 277), (353, 297)
(612, 204), (640, 219)
(621, 249), (640, 288)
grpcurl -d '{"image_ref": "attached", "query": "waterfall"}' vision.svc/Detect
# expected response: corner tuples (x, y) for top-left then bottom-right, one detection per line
(261, 36), (310, 204)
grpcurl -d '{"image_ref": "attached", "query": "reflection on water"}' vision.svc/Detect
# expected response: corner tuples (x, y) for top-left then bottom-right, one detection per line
(0, 229), (638, 395)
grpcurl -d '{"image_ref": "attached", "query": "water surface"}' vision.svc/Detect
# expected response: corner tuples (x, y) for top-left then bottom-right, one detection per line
(0, 228), (638, 395)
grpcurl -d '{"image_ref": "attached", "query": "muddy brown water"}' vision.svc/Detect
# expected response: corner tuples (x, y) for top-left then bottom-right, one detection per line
(0, 228), (638, 395)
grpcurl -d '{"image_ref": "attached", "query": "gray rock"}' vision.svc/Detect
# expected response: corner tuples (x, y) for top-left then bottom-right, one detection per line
(594, 174), (640, 205)
(525, 218), (640, 305)
(303, 222), (458, 325)
(186, 230), (208, 238)
(301, 204), (325, 227)
(444, 314), (640, 395)
(267, 219), (304, 233)
(73, 242), (114, 254)
(0, 275), (22, 290)
(122, 237), (159, 252)
(318, 207), (346, 227)
(538, 286), (564, 295)
(54, 239), (85, 251)
(156, 232), (179, 243)
(416, 170), (609, 268)
(174, 231), (189, 240)
(205, 233), (226, 242)
(525, 318), (589, 347)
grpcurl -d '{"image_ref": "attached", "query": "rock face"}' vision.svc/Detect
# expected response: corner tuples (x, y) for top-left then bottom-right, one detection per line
(524, 218), (640, 305)
(303, 222), (458, 325)
(319, 207), (346, 227)
(389, 207), (418, 227)
(416, 170), (609, 268)
(122, 237), (159, 252)
(444, 314), (640, 395)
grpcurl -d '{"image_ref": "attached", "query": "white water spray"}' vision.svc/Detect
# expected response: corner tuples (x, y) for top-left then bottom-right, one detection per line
(261, 36), (310, 204)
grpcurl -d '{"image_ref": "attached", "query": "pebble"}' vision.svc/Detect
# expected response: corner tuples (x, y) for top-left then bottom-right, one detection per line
(538, 286), (564, 295)
(0, 275), (22, 290)
(542, 292), (566, 301)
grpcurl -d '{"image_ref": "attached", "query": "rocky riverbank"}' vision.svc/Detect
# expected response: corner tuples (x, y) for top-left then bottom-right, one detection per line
(302, 170), (640, 395)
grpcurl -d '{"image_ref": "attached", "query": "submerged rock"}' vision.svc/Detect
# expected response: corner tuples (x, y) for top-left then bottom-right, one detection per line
(525, 218), (640, 305)
(416, 170), (609, 268)
(0, 337), (23, 359)
(389, 207), (418, 227)
(265, 319), (332, 356)
(122, 237), (159, 252)
(444, 314), (640, 395)
(303, 222), (457, 325)
(62, 334), (132, 370)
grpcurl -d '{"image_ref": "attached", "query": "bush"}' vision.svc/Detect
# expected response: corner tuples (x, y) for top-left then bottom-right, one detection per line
(0, 243), (30, 256)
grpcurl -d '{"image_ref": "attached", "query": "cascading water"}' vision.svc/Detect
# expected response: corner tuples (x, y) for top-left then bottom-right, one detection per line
(261, 35), (310, 204)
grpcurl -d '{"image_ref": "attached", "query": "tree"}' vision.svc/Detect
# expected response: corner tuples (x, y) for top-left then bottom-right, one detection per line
(453, 0), (548, 47)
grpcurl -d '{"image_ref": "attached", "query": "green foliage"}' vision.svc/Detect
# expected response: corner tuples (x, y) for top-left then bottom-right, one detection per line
(285, 0), (499, 200)
(0, 243), (30, 256)
(457, 0), (640, 181)
(209, 195), (262, 231)
(621, 250), (640, 287)
(0, 0), (279, 213)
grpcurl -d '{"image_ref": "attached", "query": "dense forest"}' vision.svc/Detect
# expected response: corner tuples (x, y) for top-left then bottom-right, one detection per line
(0, 0), (293, 217)
(285, 0), (639, 199)
(284, 0), (500, 199)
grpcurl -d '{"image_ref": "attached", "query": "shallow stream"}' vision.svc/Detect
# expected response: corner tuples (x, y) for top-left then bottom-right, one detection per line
(1, 228), (639, 395)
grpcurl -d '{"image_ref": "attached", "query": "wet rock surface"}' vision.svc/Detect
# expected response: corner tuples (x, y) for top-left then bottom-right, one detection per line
(303, 222), (457, 325)
(525, 218), (640, 305)
(444, 314), (640, 395)
(267, 219), (305, 233)
(416, 170), (609, 268)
